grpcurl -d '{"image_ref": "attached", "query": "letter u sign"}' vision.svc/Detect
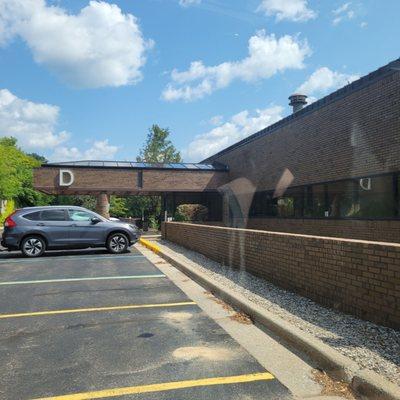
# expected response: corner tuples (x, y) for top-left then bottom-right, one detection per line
(59, 169), (74, 186)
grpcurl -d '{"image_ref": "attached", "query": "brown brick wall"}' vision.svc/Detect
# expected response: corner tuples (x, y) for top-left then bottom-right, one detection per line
(211, 71), (400, 191)
(195, 218), (400, 244)
(33, 167), (228, 195)
(163, 222), (400, 329)
(142, 169), (227, 192)
(246, 218), (400, 243)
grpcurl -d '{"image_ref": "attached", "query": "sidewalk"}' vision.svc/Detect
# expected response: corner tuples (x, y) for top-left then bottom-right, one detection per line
(139, 238), (400, 400)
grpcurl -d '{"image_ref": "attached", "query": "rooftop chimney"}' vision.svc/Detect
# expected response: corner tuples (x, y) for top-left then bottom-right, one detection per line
(289, 93), (307, 113)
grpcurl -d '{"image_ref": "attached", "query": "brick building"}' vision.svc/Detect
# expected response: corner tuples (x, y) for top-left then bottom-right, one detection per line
(202, 57), (400, 243)
(34, 58), (400, 243)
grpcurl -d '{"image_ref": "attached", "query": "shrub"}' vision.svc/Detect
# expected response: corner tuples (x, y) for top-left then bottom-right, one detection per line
(148, 215), (159, 230)
(175, 204), (208, 222)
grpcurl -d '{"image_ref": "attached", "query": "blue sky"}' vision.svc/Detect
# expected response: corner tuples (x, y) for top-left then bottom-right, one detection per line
(0, 0), (399, 162)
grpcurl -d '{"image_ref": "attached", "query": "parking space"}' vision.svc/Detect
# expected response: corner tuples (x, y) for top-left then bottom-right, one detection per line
(0, 248), (291, 399)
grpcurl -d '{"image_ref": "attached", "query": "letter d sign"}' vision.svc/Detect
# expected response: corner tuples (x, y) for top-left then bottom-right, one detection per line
(59, 169), (74, 186)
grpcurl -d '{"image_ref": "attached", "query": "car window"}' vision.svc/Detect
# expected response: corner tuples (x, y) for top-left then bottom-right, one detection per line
(23, 211), (42, 221)
(41, 210), (66, 221)
(68, 210), (94, 221)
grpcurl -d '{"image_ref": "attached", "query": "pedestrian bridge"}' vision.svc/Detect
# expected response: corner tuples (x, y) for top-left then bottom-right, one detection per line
(33, 160), (229, 217)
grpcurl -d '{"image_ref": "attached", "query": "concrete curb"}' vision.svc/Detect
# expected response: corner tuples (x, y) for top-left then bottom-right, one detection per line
(139, 238), (160, 254)
(138, 239), (400, 400)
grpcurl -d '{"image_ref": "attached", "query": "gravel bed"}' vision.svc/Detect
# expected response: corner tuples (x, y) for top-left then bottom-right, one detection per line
(157, 239), (400, 385)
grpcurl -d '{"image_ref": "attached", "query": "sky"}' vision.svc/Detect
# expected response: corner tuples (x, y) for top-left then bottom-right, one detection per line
(0, 0), (399, 162)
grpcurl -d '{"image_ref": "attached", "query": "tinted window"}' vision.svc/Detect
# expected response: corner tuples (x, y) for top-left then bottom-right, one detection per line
(41, 210), (66, 221)
(69, 210), (94, 221)
(23, 211), (42, 221)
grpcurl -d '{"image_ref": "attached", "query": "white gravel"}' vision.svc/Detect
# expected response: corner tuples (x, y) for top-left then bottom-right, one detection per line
(157, 239), (400, 386)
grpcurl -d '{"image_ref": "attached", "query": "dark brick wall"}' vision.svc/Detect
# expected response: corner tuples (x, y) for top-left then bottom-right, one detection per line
(163, 222), (400, 329)
(211, 71), (400, 191)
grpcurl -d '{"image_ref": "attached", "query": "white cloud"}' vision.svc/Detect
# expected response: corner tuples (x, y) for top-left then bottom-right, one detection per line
(296, 67), (359, 98)
(179, 0), (201, 7)
(0, 88), (69, 149)
(50, 140), (119, 161)
(162, 30), (311, 101)
(183, 105), (283, 161)
(0, 88), (119, 160)
(0, 0), (152, 88)
(257, 0), (316, 22)
(209, 115), (224, 126)
(332, 2), (356, 25)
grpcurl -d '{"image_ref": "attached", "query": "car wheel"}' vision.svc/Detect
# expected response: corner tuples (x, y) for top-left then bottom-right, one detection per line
(21, 236), (46, 257)
(107, 233), (129, 254)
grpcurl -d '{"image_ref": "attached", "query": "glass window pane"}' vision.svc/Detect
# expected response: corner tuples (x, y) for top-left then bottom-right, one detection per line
(327, 180), (357, 217)
(117, 161), (132, 167)
(132, 162), (146, 168)
(249, 191), (278, 217)
(170, 163), (186, 169)
(41, 210), (66, 221)
(356, 175), (395, 218)
(277, 197), (294, 217)
(104, 161), (118, 167)
(197, 164), (212, 170)
(250, 192), (265, 216)
(23, 211), (41, 221)
(69, 209), (94, 221)
(304, 184), (326, 217)
(185, 164), (199, 169)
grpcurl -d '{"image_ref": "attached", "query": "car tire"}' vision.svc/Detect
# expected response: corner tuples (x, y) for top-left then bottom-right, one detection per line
(106, 233), (129, 254)
(21, 236), (46, 258)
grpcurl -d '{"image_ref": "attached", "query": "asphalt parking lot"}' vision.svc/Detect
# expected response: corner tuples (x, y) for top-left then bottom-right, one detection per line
(0, 247), (291, 400)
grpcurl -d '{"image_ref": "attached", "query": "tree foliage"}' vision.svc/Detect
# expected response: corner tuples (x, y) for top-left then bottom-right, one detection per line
(175, 204), (208, 222)
(109, 196), (128, 217)
(137, 125), (182, 163)
(0, 137), (44, 204)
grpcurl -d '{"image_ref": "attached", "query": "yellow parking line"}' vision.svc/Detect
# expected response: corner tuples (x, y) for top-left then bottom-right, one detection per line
(0, 301), (196, 319)
(33, 372), (275, 399)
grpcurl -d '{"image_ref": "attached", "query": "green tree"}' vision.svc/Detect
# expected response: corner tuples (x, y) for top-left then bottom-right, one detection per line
(0, 137), (39, 200)
(126, 125), (182, 228)
(27, 152), (48, 164)
(137, 125), (182, 163)
(0, 137), (52, 208)
(109, 196), (128, 217)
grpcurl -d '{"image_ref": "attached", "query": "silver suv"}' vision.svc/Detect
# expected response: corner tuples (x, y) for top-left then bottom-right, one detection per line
(1, 206), (140, 257)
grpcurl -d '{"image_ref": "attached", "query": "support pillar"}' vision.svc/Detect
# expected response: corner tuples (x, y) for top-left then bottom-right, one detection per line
(96, 193), (110, 218)
(161, 194), (167, 222)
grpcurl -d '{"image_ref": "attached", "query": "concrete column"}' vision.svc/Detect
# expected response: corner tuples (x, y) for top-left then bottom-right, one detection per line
(96, 193), (110, 218)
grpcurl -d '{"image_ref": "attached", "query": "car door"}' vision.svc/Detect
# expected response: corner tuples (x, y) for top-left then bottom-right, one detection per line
(35, 209), (71, 247)
(67, 209), (106, 245)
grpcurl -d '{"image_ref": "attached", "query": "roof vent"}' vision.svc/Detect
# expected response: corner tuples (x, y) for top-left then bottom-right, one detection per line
(289, 93), (307, 113)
